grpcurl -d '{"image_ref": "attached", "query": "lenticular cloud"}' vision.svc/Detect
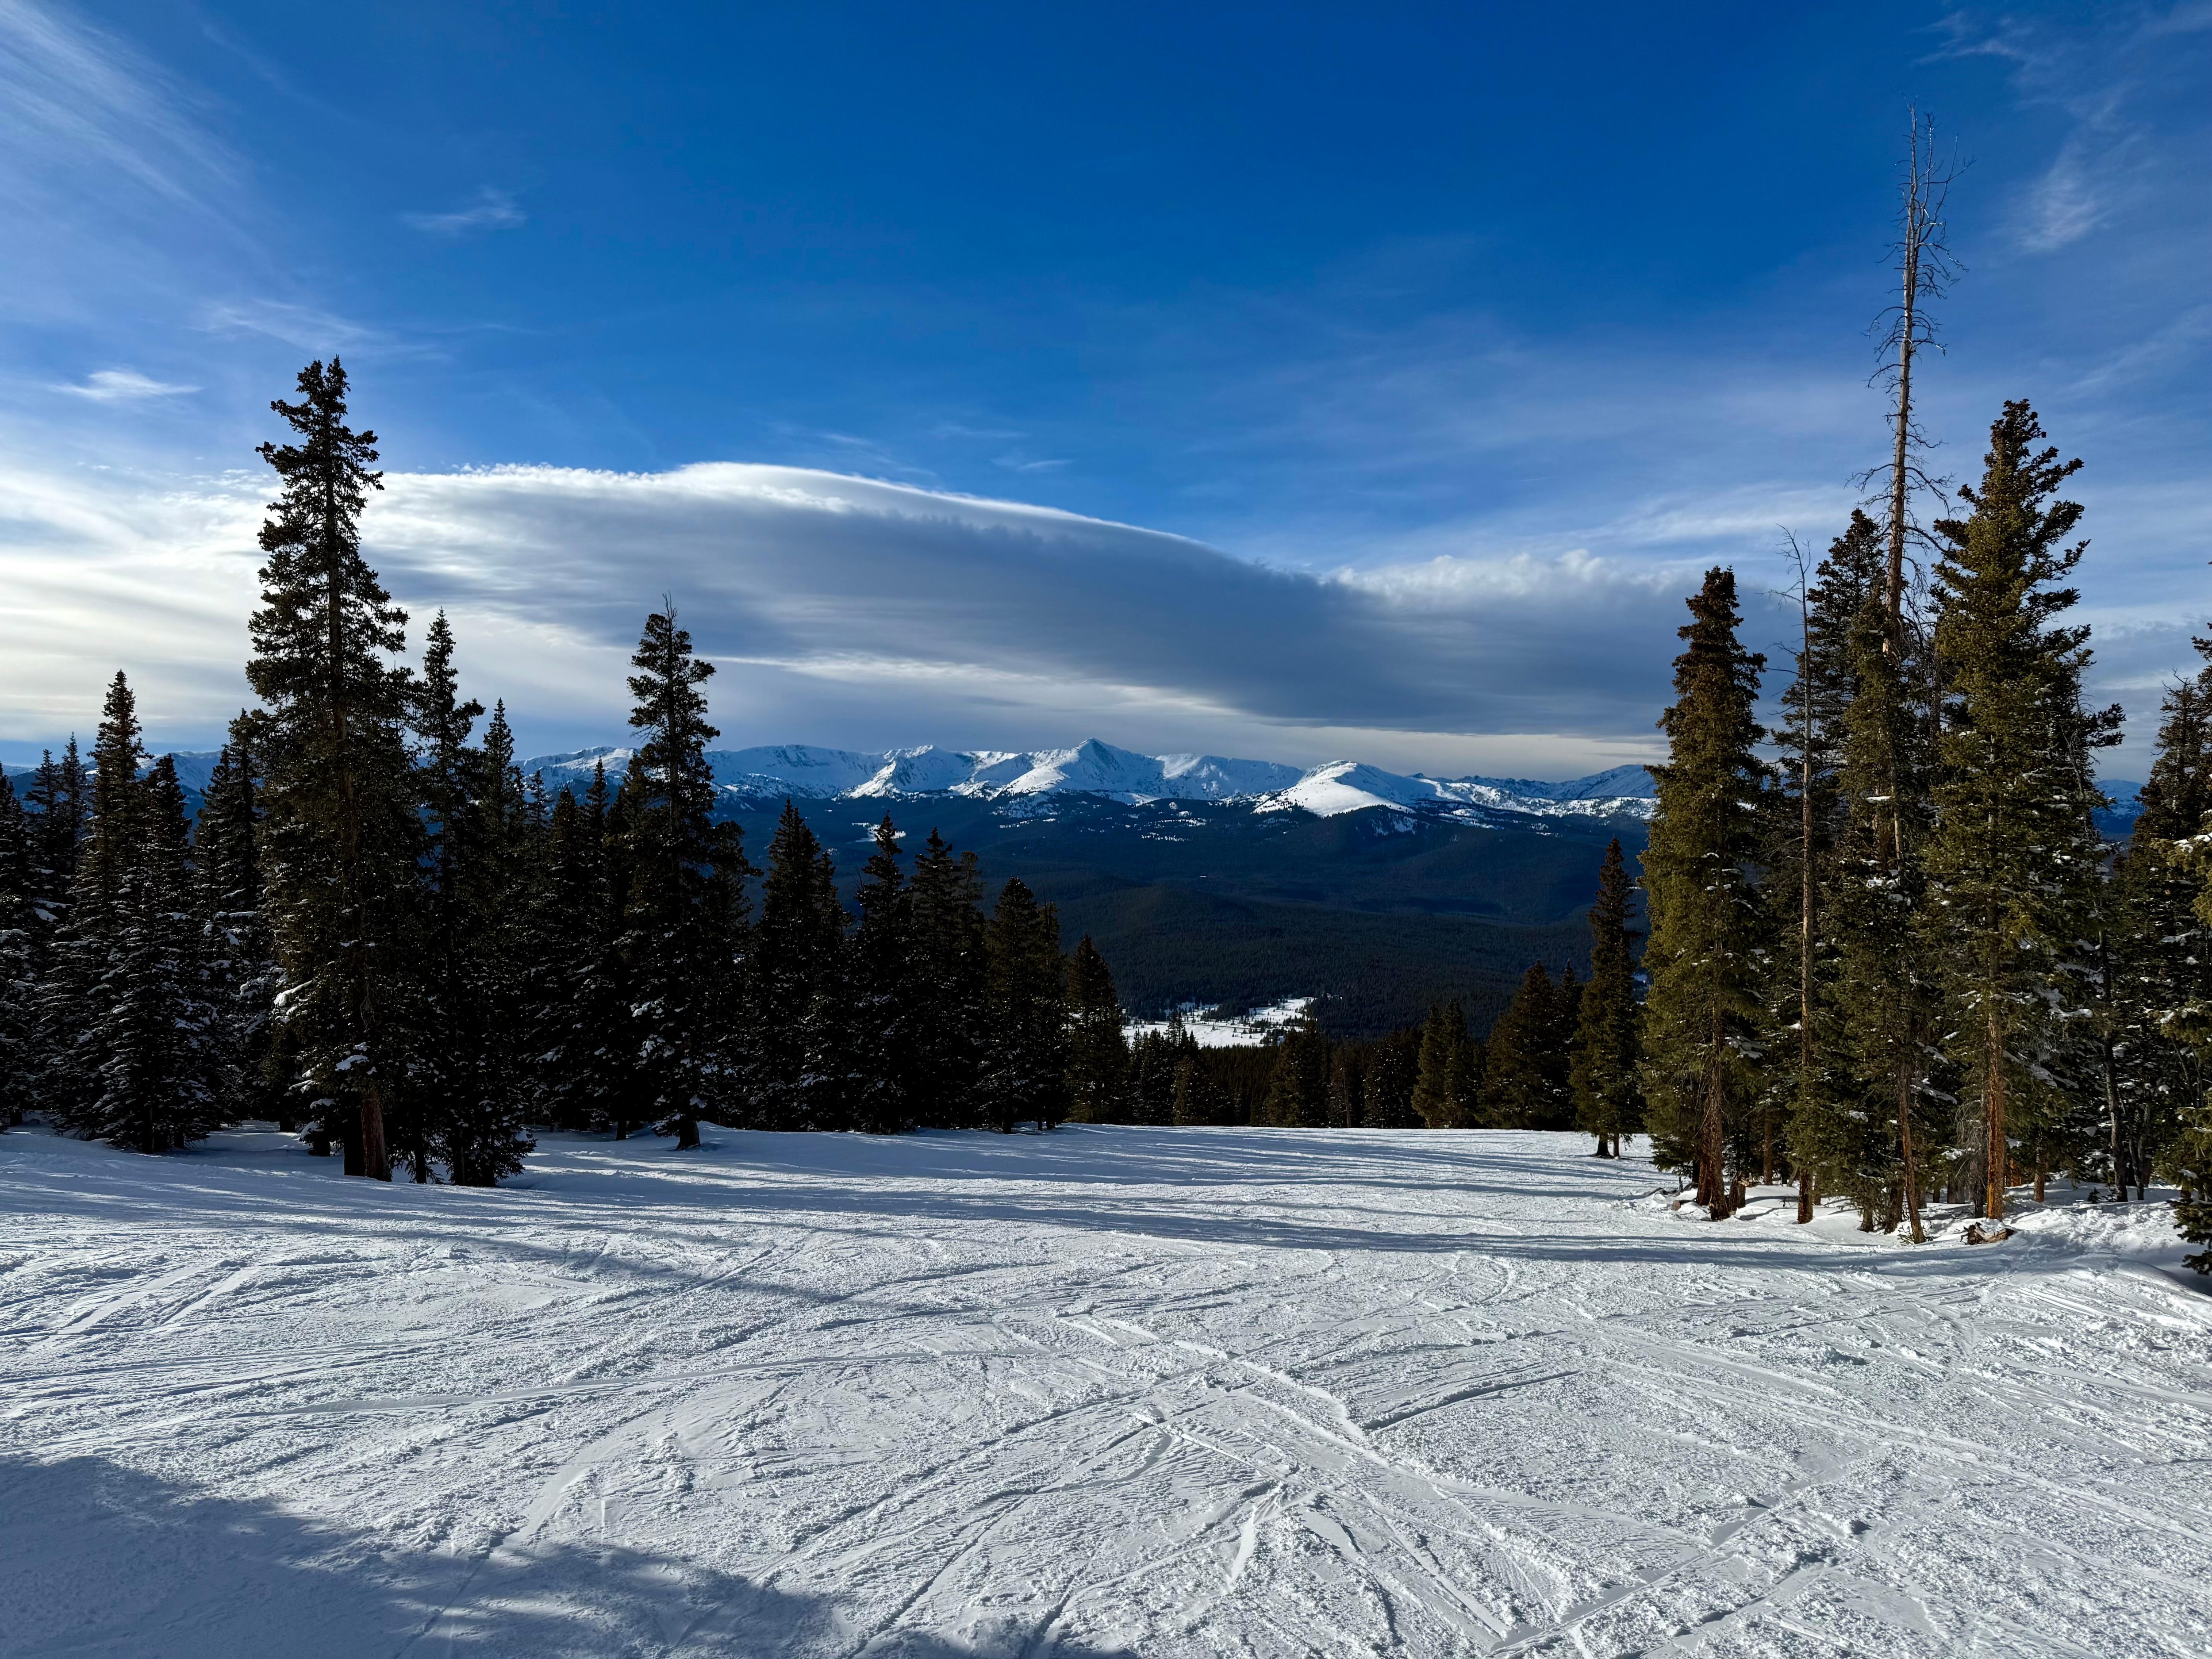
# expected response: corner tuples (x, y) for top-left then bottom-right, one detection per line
(361, 461), (1684, 741)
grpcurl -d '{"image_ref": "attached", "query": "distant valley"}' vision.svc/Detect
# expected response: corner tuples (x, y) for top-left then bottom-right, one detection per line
(522, 738), (1656, 1039)
(3, 737), (2146, 1040)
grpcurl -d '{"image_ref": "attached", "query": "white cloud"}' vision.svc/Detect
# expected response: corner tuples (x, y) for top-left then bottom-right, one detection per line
(400, 188), (526, 237)
(198, 298), (382, 353)
(0, 0), (236, 213)
(51, 368), (197, 401)
(0, 453), (1701, 766)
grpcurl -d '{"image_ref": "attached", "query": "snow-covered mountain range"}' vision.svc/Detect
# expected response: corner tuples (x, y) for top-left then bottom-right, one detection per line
(517, 738), (1660, 824)
(4, 740), (2151, 834)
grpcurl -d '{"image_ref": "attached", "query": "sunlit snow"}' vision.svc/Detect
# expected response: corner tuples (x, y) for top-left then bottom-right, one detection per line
(3, 1124), (2206, 1657)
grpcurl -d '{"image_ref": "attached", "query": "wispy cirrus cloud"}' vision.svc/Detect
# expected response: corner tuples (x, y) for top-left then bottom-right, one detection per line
(0, 0), (236, 214)
(1932, 3), (2212, 254)
(51, 368), (198, 400)
(198, 298), (383, 354)
(401, 188), (526, 237)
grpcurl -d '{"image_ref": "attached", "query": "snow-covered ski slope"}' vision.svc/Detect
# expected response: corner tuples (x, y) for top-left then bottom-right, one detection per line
(2, 1126), (2207, 1658)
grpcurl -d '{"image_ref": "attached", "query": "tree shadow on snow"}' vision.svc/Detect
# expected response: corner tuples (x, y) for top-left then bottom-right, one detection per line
(0, 1454), (1135, 1659)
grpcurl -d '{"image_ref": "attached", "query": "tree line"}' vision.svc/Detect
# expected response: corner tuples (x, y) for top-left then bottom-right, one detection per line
(1634, 403), (2212, 1254)
(1090, 838), (1638, 1143)
(7, 364), (2212, 1259)
(0, 362), (1127, 1179)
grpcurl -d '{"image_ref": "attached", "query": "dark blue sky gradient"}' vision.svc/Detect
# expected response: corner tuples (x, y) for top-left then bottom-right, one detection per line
(2, 1), (2206, 771)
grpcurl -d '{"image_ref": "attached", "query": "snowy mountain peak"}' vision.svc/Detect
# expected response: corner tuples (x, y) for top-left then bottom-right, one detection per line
(516, 738), (1658, 824)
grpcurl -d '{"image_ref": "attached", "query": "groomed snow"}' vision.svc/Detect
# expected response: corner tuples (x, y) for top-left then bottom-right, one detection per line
(3, 1125), (2207, 1658)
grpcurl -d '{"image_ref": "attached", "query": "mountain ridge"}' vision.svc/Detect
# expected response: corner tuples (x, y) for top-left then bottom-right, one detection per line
(519, 737), (1662, 824)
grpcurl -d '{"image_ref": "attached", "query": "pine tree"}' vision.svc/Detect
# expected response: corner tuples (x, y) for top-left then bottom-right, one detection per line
(436, 699), (538, 1185)
(1922, 403), (2116, 1222)
(1410, 1001), (1475, 1128)
(618, 608), (749, 1149)
(1770, 515), (1880, 1217)
(849, 816), (920, 1135)
(43, 675), (149, 1128)
(247, 359), (422, 1179)
(1327, 1048), (1362, 1128)
(1809, 564), (1941, 1233)
(1482, 964), (1566, 1129)
(1170, 1041), (1224, 1127)
(1640, 568), (1769, 1216)
(534, 765), (635, 1132)
(1570, 839), (1643, 1156)
(397, 611), (487, 1178)
(2117, 664), (2212, 1204)
(753, 801), (849, 1129)
(1262, 1018), (1330, 1128)
(982, 878), (1067, 1132)
(1130, 1029), (1180, 1126)
(23, 741), (88, 944)
(76, 758), (227, 1152)
(908, 829), (988, 1128)
(0, 772), (36, 1126)
(1361, 1025), (1421, 1127)
(194, 730), (283, 1125)
(1064, 935), (1130, 1124)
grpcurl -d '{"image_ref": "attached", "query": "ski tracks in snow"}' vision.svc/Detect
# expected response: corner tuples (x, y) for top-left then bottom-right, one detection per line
(1, 1126), (2209, 1657)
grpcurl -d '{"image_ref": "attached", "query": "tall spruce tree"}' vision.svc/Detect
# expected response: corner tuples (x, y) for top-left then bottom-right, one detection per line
(1262, 1018), (1331, 1128)
(2114, 662), (2212, 1201)
(397, 611), (487, 1177)
(1361, 1026), (1421, 1128)
(0, 772), (36, 1126)
(1064, 935), (1130, 1124)
(1570, 839), (1643, 1157)
(1482, 964), (1569, 1129)
(849, 816), (920, 1135)
(1327, 1047), (1363, 1129)
(618, 608), (749, 1149)
(534, 765), (636, 1133)
(24, 741), (88, 942)
(1770, 516), (1880, 1218)
(246, 359), (420, 1179)
(1170, 1041), (1225, 1127)
(1923, 403), (2117, 1222)
(907, 829), (988, 1128)
(437, 699), (537, 1184)
(1815, 576), (1942, 1234)
(753, 801), (849, 1129)
(1410, 1001), (1476, 1128)
(74, 757), (226, 1152)
(1640, 568), (1769, 1216)
(1130, 1029), (1180, 1126)
(194, 730), (283, 1125)
(42, 675), (149, 1128)
(982, 878), (1067, 1132)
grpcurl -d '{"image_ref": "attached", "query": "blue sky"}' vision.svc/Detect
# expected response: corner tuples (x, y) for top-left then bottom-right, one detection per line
(3, 1), (2208, 776)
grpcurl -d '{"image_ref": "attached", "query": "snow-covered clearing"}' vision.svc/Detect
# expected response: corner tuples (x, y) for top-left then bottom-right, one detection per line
(1125, 998), (1316, 1048)
(2, 1125), (2208, 1658)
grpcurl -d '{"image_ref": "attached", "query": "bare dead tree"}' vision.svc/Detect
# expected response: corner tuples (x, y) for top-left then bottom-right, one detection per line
(1777, 533), (1820, 1224)
(1859, 109), (1965, 647)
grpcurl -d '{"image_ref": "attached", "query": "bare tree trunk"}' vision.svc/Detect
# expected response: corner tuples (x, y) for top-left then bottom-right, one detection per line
(1881, 110), (1953, 645)
(1897, 1063), (1924, 1242)
(360, 1081), (389, 1183)
(1985, 1006), (2008, 1221)
(1700, 1043), (1730, 1217)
